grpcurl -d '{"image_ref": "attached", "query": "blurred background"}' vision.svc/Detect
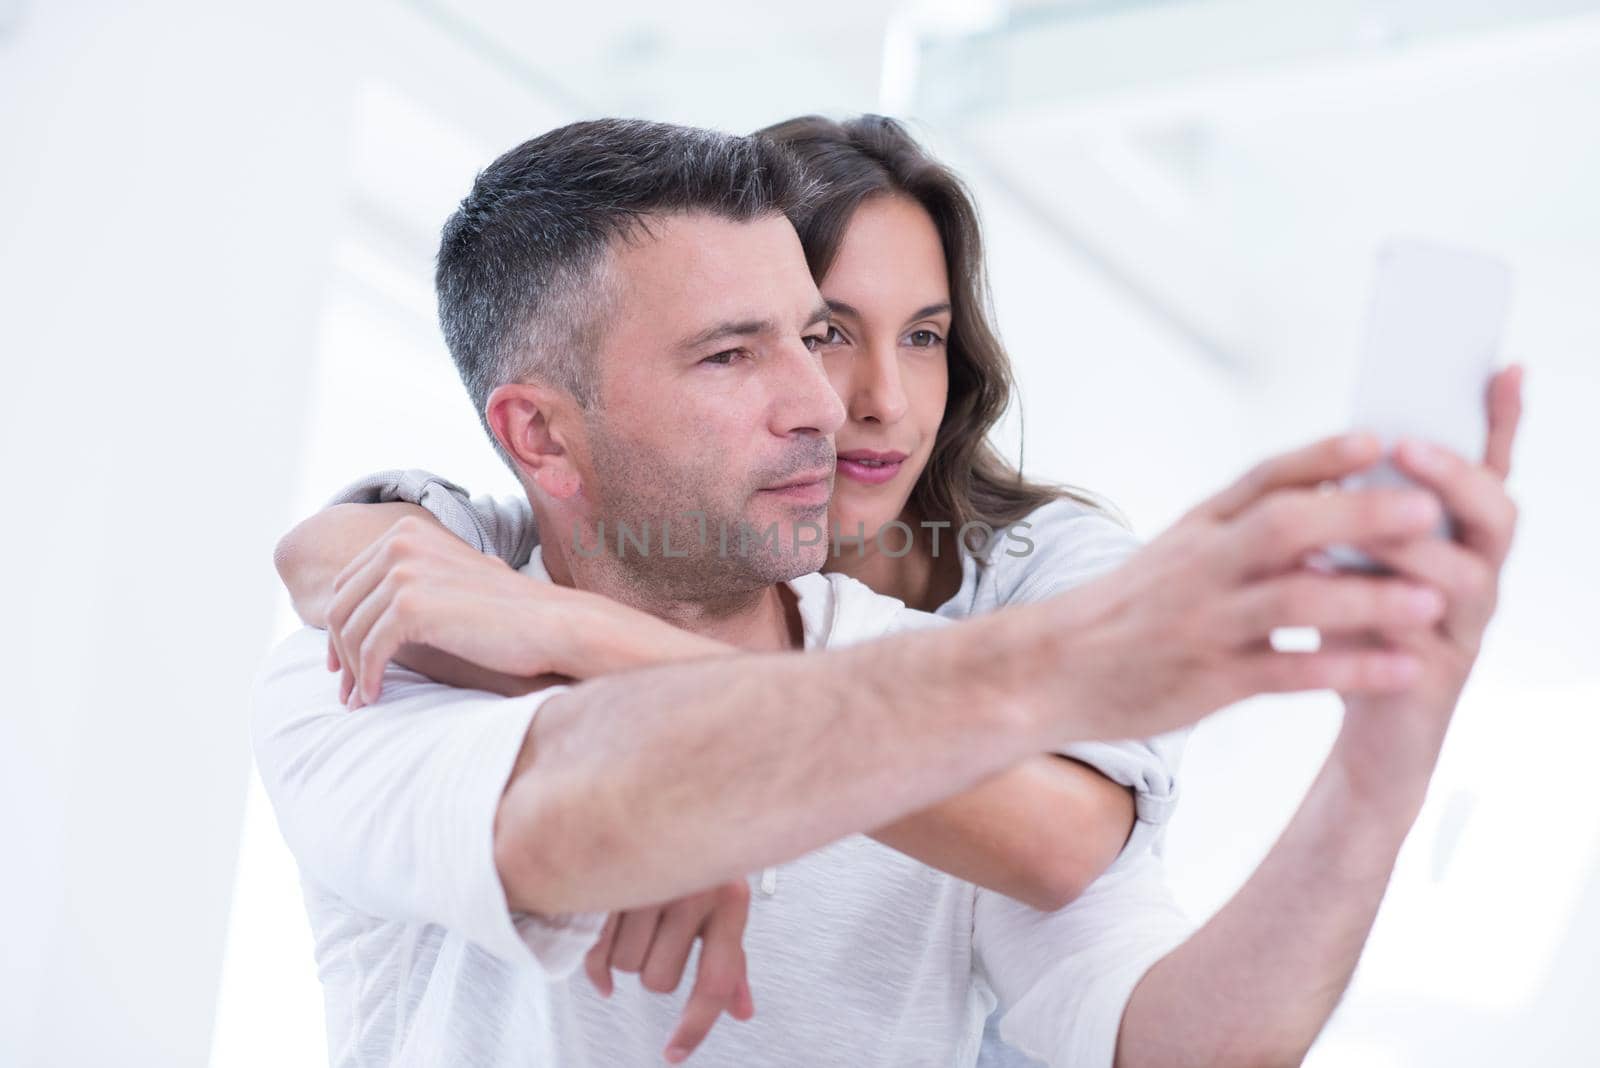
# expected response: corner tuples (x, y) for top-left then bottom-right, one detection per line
(2, 1), (1595, 1065)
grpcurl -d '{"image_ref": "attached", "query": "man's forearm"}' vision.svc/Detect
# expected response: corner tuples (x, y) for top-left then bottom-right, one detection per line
(1114, 736), (1426, 1068)
(495, 602), (1091, 915)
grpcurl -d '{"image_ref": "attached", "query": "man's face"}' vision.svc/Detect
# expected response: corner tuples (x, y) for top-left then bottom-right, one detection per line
(576, 211), (846, 599)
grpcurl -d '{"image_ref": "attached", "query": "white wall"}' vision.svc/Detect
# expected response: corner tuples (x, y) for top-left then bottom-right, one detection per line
(0, 3), (357, 1064)
(4, 3), (1595, 1066)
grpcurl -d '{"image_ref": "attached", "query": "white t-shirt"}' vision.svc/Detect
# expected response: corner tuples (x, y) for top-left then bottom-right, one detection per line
(328, 470), (1185, 843)
(259, 474), (1197, 1066)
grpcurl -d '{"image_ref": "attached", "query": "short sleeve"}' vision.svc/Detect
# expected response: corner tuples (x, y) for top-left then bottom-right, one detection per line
(251, 627), (604, 975)
(326, 468), (539, 568)
(1057, 728), (1190, 864)
(974, 850), (1194, 1068)
(998, 500), (1190, 863)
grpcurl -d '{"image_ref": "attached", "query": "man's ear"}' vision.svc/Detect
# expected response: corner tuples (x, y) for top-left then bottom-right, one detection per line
(486, 382), (584, 499)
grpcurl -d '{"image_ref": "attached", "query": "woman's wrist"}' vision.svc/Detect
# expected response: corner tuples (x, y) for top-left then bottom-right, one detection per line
(550, 589), (730, 678)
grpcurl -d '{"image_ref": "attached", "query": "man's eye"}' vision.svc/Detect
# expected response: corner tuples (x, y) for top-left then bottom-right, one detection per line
(907, 329), (945, 348)
(703, 349), (748, 366)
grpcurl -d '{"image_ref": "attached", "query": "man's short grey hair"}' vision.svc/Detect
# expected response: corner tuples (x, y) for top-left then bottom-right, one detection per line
(435, 118), (817, 467)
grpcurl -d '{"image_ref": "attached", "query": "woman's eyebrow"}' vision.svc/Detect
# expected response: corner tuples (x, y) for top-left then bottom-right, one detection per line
(905, 301), (952, 323)
(824, 299), (952, 324)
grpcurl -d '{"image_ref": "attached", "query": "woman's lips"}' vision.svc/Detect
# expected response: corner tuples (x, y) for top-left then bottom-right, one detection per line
(837, 451), (907, 486)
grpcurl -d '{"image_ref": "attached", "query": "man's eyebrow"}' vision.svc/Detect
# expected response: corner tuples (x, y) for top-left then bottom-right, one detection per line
(677, 318), (778, 352)
(826, 299), (952, 324)
(677, 302), (831, 352)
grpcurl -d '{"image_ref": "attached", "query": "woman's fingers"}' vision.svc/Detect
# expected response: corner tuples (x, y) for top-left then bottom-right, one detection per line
(1389, 439), (1518, 570)
(1356, 536), (1497, 646)
(1483, 364), (1524, 481)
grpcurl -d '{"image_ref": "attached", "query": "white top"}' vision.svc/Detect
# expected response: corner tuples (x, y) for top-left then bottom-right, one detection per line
(329, 470), (1184, 822)
(256, 472), (1197, 1066)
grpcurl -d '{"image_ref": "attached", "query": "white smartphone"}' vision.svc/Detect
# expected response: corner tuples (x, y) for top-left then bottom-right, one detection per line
(1320, 238), (1513, 573)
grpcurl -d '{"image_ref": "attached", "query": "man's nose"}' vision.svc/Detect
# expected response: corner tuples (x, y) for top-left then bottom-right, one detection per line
(773, 339), (846, 439)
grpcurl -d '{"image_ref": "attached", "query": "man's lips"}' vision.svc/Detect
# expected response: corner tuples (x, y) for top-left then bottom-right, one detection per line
(837, 448), (908, 486)
(759, 468), (833, 506)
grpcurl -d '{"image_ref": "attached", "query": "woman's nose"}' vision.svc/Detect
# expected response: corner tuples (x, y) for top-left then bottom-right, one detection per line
(849, 347), (908, 425)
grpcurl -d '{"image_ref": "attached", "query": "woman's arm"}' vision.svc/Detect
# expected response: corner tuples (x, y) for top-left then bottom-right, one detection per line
(277, 504), (726, 698)
(873, 755), (1135, 911)
(312, 512), (1139, 910)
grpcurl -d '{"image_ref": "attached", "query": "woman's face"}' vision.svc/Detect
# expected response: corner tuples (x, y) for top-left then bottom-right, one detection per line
(817, 194), (952, 544)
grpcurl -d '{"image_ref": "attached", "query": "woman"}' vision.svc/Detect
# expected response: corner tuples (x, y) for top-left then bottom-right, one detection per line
(278, 114), (1184, 1066)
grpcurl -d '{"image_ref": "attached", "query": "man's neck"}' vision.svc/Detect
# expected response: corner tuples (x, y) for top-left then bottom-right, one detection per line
(538, 511), (804, 654)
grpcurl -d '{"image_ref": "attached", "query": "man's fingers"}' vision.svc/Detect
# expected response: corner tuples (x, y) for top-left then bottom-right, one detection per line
(610, 908), (664, 974)
(663, 882), (751, 1064)
(640, 898), (713, 995)
(1232, 486), (1442, 580)
(585, 914), (620, 998)
(1484, 364), (1524, 481)
(1236, 642), (1423, 698)
(1197, 433), (1383, 523)
(1223, 571), (1445, 645)
(731, 975), (754, 1021)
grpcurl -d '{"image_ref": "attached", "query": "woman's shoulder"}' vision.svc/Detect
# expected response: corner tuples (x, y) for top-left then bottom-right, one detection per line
(979, 496), (1143, 607)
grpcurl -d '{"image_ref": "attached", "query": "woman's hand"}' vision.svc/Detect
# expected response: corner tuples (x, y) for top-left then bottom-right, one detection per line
(325, 515), (601, 707)
(1324, 365), (1524, 810)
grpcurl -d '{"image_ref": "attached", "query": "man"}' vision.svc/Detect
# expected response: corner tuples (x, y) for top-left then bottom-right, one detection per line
(254, 119), (1521, 1065)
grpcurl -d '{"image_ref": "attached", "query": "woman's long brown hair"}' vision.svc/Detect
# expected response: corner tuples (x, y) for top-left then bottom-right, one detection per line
(757, 114), (1131, 545)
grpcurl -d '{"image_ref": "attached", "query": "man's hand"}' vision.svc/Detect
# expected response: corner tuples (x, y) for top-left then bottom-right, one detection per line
(1325, 365), (1524, 808)
(583, 879), (756, 1064)
(1039, 431), (1458, 743)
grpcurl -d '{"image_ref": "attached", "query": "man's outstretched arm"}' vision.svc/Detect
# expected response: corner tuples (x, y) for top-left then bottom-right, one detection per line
(259, 433), (1449, 923)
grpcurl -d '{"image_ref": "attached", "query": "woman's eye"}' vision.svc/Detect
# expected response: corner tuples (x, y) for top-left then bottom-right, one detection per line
(907, 329), (945, 348)
(703, 349), (748, 366)
(804, 326), (845, 352)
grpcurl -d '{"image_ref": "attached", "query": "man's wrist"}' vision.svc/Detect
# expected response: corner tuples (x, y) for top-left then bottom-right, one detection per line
(969, 599), (1075, 749)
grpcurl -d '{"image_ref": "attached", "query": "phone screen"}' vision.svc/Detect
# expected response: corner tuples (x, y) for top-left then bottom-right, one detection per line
(1321, 238), (1513, 572)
